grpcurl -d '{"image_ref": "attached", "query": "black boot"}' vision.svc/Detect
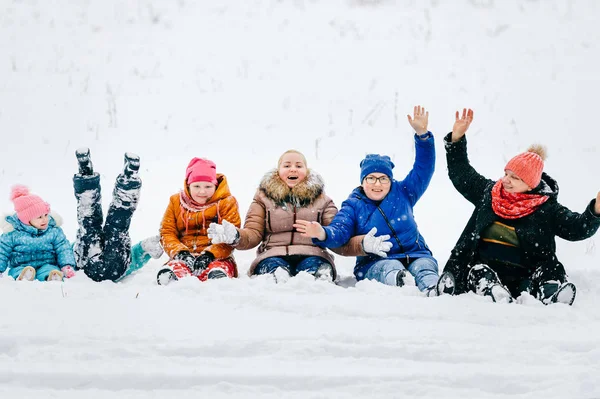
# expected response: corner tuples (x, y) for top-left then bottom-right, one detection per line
(207, 268), (228, 279)
(436, 271), (456, 296)
(157, 268), (178, 285)
(76, 147), (94, 176)
(396, 270), (406, 287)
(539, 282), (576, 306)
(123, 152), (140, 177)
(116, 152), (142, 191)
(468, 264), (514, 303)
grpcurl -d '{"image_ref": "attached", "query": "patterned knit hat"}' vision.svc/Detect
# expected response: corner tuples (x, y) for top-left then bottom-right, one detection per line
(10, 185), (50, 224)
(186, 158), (217, 185)
(505, 145), (547, 189)
(360, 154), (395, 183)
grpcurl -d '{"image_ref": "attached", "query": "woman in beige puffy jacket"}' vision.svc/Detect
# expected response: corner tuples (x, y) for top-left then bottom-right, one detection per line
(208, 150), (364, 282)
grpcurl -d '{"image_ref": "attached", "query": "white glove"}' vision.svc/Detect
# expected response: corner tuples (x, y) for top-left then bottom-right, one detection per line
(207, 220), (239, 245)
(362, 227), (392, 257)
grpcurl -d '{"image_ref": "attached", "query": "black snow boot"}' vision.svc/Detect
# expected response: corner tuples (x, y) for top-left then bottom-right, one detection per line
(207, 268), (228, 280)
(468, 264), (514, 303)
(157, 268), (178, 286)
(76, 147), (94, 176)
(396, 270), (406, 287)
(539, 281), (576, 306)
(435, 271), (456, 296)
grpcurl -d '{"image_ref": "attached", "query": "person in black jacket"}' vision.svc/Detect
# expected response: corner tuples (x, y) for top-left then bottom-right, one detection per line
(441, 108), (600, 305)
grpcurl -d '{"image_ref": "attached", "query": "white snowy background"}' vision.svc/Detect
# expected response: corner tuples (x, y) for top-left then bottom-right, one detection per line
(1, 0), (600, 398)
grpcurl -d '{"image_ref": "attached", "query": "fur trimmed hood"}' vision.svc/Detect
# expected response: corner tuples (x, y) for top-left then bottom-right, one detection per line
(1, 211), (63, 234)
(259, 169), (326, 207)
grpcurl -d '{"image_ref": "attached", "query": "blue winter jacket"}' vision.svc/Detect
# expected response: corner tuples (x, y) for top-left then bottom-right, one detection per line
(0, 214), (76, 273)
(315, 133), (436, 279)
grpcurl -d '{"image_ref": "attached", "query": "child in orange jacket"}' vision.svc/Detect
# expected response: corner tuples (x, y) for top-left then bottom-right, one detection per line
(157, 158), (241, 285)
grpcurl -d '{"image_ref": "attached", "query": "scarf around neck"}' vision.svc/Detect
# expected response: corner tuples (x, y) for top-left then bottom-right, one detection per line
(491, 180), (549, 219)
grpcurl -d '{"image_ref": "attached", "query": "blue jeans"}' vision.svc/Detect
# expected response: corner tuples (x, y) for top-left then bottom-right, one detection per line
(255, 256), (330, 276)
(363, 257), (439, 291)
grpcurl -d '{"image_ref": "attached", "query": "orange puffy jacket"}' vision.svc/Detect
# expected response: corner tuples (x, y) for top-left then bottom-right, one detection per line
(160, 174), (241, 264)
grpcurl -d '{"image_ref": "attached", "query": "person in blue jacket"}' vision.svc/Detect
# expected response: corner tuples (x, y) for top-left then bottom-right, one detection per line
(295, 106), (452, 296)
(0, 185), (76, 281)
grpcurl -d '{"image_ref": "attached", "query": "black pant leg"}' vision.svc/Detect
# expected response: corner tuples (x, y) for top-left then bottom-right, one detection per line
(73, 173), (105, 280)
(101, 174), (142, 281)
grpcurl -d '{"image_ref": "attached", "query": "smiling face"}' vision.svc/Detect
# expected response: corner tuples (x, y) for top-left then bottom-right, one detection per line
(188, 182), (217, 205)
(502, 170), (531, 194)
(278, 152), (307, 188)
(29, 213), (49, 230)
(362, 173), (391, 201)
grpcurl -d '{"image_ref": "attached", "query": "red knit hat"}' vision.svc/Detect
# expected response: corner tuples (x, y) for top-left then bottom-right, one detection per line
(504, 145), (547, 189)
(186, 158), (217, 185)
(10, 185), (51, 224)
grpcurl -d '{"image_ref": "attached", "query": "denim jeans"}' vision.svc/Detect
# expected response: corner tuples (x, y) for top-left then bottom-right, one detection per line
(255, 255), (330, 276)
(363, 257), (439, 291)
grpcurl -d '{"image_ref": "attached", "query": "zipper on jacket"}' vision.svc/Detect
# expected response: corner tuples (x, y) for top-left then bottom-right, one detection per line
(290, 206), (297, 246)
(267, 210), (272, 232)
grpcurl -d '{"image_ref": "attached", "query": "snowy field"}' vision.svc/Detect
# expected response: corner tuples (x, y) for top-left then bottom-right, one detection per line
(1, 1), (600, 398)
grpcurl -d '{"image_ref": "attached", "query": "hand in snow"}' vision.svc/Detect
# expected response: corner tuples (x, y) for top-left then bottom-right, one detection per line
(293, 220), (326, 241)
(362, 227), (392, 257)
(61, 266), (76, 278)
(207, 220), (240, 245)
(451, 108), (474, 142)
(595, 192), (600, 215)
(407, 105), (429, 136)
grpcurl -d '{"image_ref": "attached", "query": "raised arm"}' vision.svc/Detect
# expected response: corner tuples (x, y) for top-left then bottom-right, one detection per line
(401, 105), (435, 205)
(444, 108), (492, 205)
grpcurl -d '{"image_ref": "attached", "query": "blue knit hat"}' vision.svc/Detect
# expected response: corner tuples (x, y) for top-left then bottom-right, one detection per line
(359, 154), (394, 182)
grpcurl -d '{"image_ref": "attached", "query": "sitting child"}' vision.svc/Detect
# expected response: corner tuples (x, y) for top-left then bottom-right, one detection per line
(0, 185), (76, 281)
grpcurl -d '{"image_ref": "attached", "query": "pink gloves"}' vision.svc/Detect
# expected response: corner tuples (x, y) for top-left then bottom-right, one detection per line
(61, 266), (76, 279)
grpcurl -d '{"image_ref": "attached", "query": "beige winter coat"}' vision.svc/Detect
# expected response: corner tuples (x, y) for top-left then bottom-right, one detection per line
(236, 170), (365, 276)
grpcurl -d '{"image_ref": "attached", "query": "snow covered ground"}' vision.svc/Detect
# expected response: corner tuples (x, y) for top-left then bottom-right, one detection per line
(1, 1), (600, 397)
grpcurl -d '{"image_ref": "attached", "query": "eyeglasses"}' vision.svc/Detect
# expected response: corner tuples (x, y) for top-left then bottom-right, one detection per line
(364, 175), (391, 185)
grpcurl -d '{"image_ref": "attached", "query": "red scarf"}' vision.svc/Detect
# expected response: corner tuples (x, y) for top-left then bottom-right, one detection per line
(491, 180), (549, 219)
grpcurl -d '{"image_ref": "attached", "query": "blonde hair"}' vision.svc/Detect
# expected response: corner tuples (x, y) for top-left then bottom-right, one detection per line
(277, 150), (307, 168)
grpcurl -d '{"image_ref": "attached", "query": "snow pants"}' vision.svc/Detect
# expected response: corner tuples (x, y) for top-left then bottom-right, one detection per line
(169, 258), (237, 281)
(73, 172), (141, 282)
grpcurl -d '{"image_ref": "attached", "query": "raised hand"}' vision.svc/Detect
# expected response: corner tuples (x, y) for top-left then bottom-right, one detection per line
(293, 219), (326, 241)
(407, 105), (429, 136)
(362, 227), (392, 257)
(451, 108), (474, 142)
(207, 220), (239, 245)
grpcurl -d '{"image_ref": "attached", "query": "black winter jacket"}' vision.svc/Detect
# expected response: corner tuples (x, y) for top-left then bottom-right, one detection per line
(443, 133), (600, 294)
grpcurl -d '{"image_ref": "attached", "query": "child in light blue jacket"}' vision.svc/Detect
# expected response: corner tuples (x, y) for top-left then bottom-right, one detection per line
(0, 185), (76, 281)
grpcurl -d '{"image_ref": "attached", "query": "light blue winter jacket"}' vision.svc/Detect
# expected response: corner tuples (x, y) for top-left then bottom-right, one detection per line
(0, 213), (76, 273)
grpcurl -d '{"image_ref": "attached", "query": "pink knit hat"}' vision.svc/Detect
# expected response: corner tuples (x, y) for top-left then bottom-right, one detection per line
(504, 145), (547, 189)
(186, 158), (217, 185)
(10, 185), (50, 224)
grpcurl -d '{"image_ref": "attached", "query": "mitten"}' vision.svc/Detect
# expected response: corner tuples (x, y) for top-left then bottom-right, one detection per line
(362, 227), (392, 257)
(193, 252), (215, 272)
(61, 265), (76, 279)
(174, 251), (196, 269)
(207, 220), (240, 245)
